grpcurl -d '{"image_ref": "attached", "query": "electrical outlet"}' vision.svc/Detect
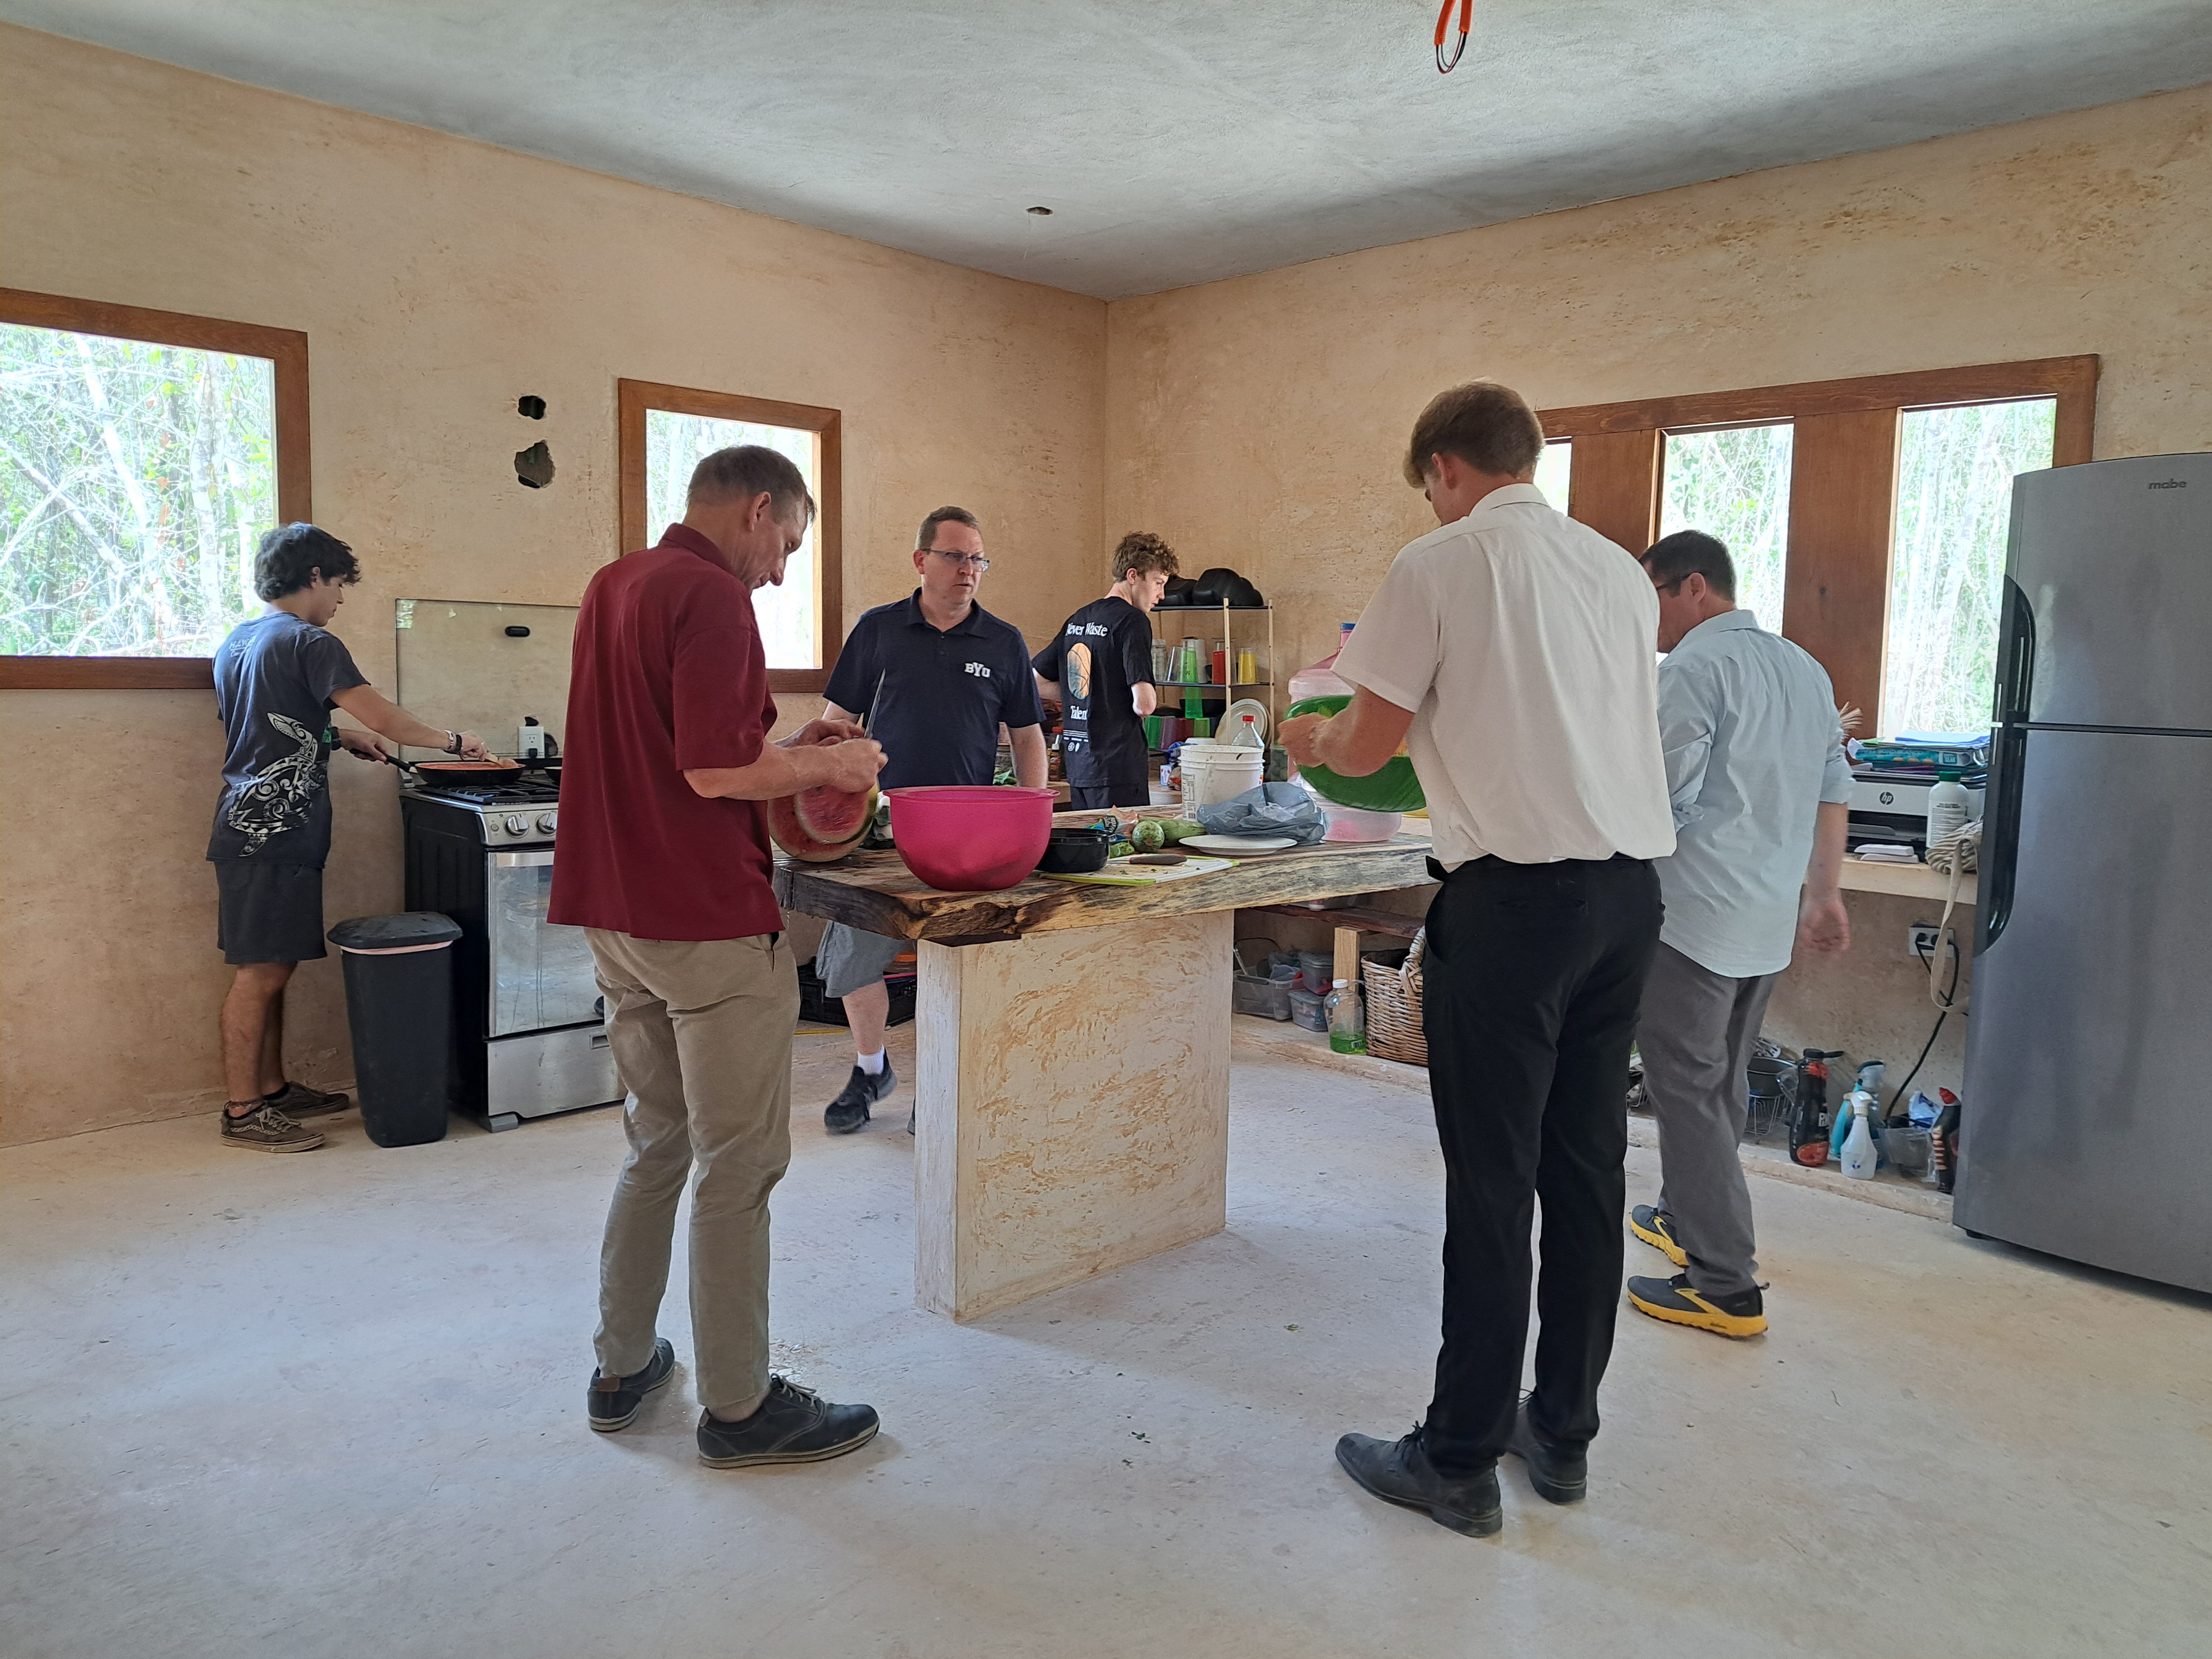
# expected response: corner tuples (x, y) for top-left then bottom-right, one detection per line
(1907, 923), (1944, 959)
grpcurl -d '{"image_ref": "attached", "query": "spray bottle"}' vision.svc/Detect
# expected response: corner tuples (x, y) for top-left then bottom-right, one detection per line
(1840, 1093), (1880, 1180)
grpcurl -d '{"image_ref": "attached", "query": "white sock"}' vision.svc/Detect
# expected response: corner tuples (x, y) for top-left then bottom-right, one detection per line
(857, 1048), (886, 1076)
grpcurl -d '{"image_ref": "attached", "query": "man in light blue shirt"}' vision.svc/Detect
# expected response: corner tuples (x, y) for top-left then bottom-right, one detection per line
(1626, 531), (1855, 1339)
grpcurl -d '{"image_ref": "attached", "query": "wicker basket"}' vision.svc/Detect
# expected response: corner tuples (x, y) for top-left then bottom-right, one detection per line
(1360, 928), (1428, 1066)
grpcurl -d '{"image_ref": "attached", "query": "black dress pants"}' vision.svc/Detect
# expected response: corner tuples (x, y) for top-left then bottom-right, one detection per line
(1418, 852), (1663, 1473)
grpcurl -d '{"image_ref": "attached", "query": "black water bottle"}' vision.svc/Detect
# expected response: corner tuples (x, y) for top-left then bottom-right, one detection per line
(1789, 1050), (1835, 1168)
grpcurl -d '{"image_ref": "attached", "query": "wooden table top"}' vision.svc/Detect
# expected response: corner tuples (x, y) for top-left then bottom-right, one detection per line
(774, 832), (1437, 943)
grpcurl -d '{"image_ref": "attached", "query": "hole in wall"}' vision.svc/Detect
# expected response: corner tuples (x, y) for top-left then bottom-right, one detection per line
(515, 441), (556, 489)
(517, 395), (546, 419)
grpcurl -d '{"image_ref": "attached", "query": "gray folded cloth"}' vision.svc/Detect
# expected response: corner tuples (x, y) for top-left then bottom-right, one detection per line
(1192, 782), (1327, 844)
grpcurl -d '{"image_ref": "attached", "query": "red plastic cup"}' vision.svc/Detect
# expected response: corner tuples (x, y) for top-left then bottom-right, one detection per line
(886, 786), (1056, 892)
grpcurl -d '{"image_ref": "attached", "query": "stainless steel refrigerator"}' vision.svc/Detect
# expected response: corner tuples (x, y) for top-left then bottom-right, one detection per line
(1957, 452), (2212, 1293)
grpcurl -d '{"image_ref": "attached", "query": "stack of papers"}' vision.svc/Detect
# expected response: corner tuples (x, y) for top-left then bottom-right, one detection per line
(1852, 843), (1922, 864)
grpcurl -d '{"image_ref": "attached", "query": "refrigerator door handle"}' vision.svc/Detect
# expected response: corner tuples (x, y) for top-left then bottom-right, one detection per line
(1978, 723), (2028, 953)
(1993, 575), (2036, 725)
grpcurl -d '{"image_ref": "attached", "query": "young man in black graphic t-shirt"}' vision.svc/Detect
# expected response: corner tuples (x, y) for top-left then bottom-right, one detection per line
(208, 523), (489, 1152)
(1034, 531), (1179, 809)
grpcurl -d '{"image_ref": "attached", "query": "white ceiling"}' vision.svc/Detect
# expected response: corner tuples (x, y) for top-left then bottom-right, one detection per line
(14, 1), (2212, 299)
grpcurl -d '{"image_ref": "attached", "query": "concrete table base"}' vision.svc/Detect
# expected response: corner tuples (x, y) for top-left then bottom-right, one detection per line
(913, 911), (1233, 1321)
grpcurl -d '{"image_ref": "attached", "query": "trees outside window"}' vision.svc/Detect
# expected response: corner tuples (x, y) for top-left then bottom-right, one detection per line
(0, 290), (310, 689)
(1882, 399), (2056, 738)
(1, 325), (275, 657)
(1659, 423), (1793, 630)
(617, 380), (842, 694)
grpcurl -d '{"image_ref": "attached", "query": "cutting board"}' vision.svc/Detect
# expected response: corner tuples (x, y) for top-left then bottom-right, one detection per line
(1038, 855), (1234, 887)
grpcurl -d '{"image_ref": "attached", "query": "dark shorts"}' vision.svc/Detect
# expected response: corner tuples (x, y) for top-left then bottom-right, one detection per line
(214, 860), (327, 965)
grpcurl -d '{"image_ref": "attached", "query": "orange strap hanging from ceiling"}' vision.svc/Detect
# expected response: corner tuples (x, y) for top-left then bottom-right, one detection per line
(1434, 0), (1472, 73)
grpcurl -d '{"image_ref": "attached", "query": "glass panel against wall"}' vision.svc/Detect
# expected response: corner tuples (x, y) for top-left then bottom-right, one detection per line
(1882, 398), (2057, 738)
(395, 598), (579, 761)
(1659, 423), (1793, 630)
(0, 324), (276, 655)
(1532, 438), (1571, 509)
(643, 410), (819, 669)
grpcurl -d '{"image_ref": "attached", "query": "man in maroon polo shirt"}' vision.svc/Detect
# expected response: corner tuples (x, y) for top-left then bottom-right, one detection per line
(553, 443), (885, 1469)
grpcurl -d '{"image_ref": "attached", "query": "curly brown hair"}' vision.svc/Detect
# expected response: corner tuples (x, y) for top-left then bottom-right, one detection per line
(1111, 531), (1178, 584)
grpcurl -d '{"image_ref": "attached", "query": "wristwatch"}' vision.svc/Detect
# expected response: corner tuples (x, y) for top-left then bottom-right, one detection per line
(444, 730), (463, 754)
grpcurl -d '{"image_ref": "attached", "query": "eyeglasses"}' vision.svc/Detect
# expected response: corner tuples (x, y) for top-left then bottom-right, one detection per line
(927, 549), (991, 572)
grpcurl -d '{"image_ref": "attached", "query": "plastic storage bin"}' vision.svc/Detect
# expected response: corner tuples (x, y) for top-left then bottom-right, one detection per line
(1288, 986), (1327, 1032)
(327, 911), (462, 1148)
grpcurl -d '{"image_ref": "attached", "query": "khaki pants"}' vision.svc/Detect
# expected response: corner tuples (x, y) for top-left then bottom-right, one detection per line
(586, 928), (797, 1418)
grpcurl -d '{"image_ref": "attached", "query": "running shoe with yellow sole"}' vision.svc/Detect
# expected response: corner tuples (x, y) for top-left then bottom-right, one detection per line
(1629, 1205), (1688, 1267)
(1627, 1273), (1767, 1338)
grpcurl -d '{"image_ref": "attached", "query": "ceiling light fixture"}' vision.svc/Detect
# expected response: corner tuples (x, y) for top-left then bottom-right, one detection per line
(1434, 0), (1471, 73)
(1027, 205), (1053, 216)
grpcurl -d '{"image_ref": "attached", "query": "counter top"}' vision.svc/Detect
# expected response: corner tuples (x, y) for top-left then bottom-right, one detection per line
(774, 831), (1436, 942)
(1836, 856), (1979, 905)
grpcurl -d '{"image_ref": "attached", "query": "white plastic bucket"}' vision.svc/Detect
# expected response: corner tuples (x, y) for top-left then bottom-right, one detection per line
(1181, 746), (1264, 810)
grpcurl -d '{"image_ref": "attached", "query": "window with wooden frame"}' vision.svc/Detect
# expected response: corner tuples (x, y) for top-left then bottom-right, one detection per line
(1538, 355), (2097, 737)
(0, 289), (311, 690)
(617, 379), (843, 695)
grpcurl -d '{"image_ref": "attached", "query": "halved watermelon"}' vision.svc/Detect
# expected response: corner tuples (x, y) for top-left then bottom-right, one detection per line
(768, 782), (879, 863)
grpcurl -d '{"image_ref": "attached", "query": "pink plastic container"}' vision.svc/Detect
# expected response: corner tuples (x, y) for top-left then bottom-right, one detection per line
(886, 785), (1056, 892)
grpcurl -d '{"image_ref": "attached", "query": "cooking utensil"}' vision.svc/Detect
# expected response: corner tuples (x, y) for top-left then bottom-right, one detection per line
(1036, 827), (1112, 875)
(887, 785), (1055, 892)
(385, 754), (525, 785)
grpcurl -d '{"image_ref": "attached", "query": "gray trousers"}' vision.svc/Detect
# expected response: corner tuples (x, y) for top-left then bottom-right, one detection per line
(586, 929), (797, 1418)
(1635, 941), (1778, 1298)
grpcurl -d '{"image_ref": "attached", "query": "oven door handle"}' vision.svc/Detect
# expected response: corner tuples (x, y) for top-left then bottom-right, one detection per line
(491, 849), (557, 868)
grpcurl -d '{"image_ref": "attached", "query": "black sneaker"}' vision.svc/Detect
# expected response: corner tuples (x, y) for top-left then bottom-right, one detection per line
(824, 1062), (896, 1134)
(262, 1081), (351, 1119)
(696, 1376), (880, 1468)
(1504, 1396), (1587, 1504)
(220, 1104), (323, 1153)
(588, 1337), (675, 1432)
(1629, 1204), (1688, 1267)
(1334, 1428), (1502, 1537)
(1628, 1272), (1768, 1338)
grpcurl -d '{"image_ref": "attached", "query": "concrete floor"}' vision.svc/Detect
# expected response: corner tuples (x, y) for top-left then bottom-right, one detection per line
(4, 1029), (2208, 1659)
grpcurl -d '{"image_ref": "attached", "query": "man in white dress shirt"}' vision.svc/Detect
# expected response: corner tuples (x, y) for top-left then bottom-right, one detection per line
(1625, 530), (1855, 1339)
(1281, 380), (1675, 1537)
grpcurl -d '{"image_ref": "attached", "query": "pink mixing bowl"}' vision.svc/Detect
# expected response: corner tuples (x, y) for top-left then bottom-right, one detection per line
(886, 785), (1056, 892)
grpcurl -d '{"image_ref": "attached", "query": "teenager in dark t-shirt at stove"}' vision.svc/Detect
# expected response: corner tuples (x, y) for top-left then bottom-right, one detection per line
(207, 523), (491, 1153)
(812, 505), (1047, 1135)
(1034, 531), (1178, 810)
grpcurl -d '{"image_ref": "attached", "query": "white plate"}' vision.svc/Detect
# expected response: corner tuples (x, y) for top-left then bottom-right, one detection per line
(1179, 834), (1298, 857)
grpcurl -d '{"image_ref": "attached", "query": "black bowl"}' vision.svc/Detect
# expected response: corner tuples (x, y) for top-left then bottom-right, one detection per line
(1036, 827), (1112, 875)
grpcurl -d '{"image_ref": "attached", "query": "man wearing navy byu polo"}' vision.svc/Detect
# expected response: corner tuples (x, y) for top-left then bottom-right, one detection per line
(814, 505), (1046, 1135)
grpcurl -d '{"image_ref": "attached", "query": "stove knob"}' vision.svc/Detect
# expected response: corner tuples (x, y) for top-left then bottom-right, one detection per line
(536, 811), (558, 835)
(504, 815), (527, 836)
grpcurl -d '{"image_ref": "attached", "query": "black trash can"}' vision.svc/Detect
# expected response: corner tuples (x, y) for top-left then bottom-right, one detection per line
(327, 911), (462, 1148)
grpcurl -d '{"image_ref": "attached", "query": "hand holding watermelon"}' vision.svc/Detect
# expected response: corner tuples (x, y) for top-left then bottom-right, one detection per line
(767, 730), (885, 863)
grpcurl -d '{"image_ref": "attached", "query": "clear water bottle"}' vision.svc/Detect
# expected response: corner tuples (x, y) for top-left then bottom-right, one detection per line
(1326, 977), (1366, 1055)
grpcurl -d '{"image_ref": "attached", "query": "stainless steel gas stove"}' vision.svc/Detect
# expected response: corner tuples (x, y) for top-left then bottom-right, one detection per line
(399, 774), (620, 1130)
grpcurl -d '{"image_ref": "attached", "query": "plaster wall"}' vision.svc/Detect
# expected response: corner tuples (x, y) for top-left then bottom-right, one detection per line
(1105, 82), (2212, 1085)
(0, 28), (1107, 1145)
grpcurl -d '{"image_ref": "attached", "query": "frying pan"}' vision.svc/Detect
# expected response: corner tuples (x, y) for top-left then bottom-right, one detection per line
(383, 754), (526, 785)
